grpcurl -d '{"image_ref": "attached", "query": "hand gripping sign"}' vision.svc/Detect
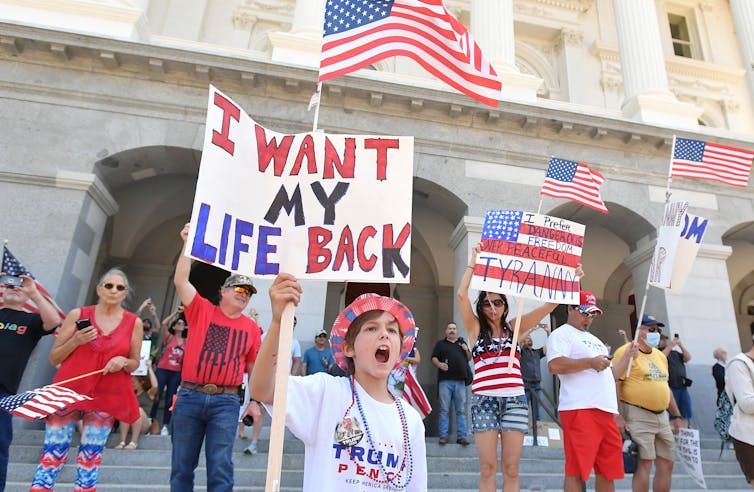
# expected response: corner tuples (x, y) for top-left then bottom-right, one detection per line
(186, 85), (414, 283)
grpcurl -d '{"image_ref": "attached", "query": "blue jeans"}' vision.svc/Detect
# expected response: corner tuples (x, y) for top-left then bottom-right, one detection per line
(437, 379), (467, 439)
(170, 387), (240, 492)
(151, 369), (181, 426)
(0, 390), (11, 492)
(524, 381), (542, 423)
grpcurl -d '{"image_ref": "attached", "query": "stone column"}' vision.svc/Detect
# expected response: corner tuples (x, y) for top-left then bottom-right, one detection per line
(469, 0), (542, 102)
(730, 0), (754, 105)
(448, 216), (483, 338)
(269, 0), (326, 67)
(612, 0), (701, 127)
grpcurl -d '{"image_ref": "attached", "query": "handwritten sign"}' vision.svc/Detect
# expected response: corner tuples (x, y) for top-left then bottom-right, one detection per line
(470, 210), (582, 303)
(132, 341), (152, 377)
(676, 428), (707, 489)
(186, 86), (414, 282)
(649, 201), (708, 293)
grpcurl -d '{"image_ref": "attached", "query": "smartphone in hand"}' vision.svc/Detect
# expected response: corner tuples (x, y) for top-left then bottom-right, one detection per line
(75, 319), (92, 330)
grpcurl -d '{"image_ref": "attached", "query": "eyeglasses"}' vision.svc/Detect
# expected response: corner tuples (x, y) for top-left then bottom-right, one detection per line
(577, 308), (598, 318)
(102, 283), (127, 291)
(481, 299), (506, 308)
(232, 286), (252, 297)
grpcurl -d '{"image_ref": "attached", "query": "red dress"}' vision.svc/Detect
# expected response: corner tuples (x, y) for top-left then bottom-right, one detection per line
(53, 305), (140, 423)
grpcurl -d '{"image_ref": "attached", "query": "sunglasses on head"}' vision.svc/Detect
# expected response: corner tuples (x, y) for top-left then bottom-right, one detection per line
(576, 308), (597, 318)
(481, 299), (506, 308)
(102, 282), (127, 291)
(232, 285), (252, 297)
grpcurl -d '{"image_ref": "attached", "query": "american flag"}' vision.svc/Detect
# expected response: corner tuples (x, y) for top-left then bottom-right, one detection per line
(319, 0), (502, 107)
(401, 364), (431, 419)
(0, 245), (66, 320)
(540, 158), (609, 214)
(471, 210), (583, 303)
(0, 385), (91, 421)
(671, 136), (754, 188)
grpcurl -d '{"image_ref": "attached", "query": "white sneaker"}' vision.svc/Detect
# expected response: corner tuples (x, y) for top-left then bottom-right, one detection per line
(160, 426), (169, 436)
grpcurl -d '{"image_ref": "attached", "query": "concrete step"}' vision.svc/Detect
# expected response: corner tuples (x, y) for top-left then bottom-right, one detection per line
(8, 429), (746, 491)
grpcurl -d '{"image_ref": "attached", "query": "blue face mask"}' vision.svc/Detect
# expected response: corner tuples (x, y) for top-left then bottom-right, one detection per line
(645, 332), (661, 347)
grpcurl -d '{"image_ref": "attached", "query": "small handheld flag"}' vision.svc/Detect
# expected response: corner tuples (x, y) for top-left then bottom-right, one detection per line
(0, 385), (91, 421)
(1, 245), (66, 320)
(670, 136), (754, 188)
(540, 157), (609, 214)
(402, 364), (431, 419)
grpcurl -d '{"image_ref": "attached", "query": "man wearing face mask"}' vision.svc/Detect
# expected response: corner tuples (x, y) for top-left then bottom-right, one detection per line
(613, 314), (682, 492)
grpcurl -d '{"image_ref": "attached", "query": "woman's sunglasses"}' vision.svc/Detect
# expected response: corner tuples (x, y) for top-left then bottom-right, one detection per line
(102, 282), (127, 291)
(481, 299), (506, 308)
(576, 308), (597, 318)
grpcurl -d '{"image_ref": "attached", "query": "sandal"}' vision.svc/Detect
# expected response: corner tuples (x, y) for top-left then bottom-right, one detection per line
(124, 441), (138, 450)
(114, 441), (126, 450)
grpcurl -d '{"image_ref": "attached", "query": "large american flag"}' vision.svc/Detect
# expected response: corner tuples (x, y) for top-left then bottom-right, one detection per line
(671, 136), (754, 188)
(0, 245), (65, 320)
(471, 210), (583, 304)
(0, 385), (91, 421)
(319, 0), (502, 107)
(540, 157), (608, 214)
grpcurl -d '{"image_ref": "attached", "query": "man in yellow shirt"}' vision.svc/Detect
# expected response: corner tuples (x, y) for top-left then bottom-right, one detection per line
(613, 315), (682, 492)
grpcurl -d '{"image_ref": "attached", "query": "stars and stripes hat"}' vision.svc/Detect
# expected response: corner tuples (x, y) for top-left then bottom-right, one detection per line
(329, 293), (416, 372)
(579, 291), (603, 315)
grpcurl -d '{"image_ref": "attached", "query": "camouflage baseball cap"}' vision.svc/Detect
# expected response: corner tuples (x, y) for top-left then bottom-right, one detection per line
(222, 274), (257, 294)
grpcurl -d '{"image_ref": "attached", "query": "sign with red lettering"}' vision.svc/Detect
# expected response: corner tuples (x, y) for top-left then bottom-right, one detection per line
(186, 86), (413, 281)
(470, 210), (583, 303)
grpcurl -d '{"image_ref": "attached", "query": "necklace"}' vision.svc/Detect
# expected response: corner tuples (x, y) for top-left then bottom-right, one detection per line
(349, 376), (413, 489)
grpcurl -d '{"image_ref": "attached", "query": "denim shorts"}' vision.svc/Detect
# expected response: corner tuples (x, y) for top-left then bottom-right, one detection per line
(471, 393), (529, 433)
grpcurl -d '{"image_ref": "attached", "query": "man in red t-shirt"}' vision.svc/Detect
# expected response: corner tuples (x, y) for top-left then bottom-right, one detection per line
(170, 223), (262, 492)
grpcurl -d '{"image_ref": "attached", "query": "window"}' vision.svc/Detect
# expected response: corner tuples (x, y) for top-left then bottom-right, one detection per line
(668, 14), (692, 58)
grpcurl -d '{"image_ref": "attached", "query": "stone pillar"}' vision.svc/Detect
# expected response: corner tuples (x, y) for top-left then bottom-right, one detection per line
(470, 0), (542, 102)
(448, 216), (483, 340)
(730, 0), (754, 106)
(269, 0), (326, 67)
(612, 0), (701, 127)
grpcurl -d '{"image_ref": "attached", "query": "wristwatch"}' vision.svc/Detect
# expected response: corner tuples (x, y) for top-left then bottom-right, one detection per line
(669, 414), (682, 420)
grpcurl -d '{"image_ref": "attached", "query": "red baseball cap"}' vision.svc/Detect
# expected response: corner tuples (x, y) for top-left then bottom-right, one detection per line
(579, 290), (603, 315)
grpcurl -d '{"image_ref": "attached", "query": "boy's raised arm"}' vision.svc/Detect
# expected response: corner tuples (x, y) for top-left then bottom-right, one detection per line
(249, 273), (302, 404)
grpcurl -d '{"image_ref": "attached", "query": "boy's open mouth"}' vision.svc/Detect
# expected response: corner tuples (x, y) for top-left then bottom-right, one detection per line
(375, 346), (390, 363)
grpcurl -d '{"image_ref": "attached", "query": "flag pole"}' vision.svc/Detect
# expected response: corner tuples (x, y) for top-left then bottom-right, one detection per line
(311, 82), (323, 132)
(50, 368), (106, 387)
(507, 296), (526, 371)
(625, 282), (651, 378)
(536, 197), (544, 215)
(665, 136), (677, 203)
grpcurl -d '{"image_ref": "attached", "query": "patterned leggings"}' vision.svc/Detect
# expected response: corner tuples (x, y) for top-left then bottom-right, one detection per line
(30, 409), (114, 492)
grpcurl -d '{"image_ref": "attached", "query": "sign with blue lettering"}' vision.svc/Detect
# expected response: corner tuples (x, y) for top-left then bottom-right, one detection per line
(648, 201), (708, 292)
(186, 86), (414, 281)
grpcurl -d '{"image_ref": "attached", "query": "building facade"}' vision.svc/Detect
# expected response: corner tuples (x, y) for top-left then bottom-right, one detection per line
(1, 0), (753, 435)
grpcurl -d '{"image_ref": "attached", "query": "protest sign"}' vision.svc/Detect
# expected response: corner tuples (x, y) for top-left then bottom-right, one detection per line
(186, 85), (414, 282)
(470, 210), (582, 304)
(676, 427), (707, 489)
(132, 341), (152, 377)
(649, 201), (708, 293)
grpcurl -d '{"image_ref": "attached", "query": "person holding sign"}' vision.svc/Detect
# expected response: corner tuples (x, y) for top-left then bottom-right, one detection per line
(170, 224), (262, 492)
(546, 292), (635, 492)
(458, 243), (571, 492)
(250, 273), (428, 491)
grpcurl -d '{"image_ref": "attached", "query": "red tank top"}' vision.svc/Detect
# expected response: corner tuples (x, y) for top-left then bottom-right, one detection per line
(53, 305), (140, 423)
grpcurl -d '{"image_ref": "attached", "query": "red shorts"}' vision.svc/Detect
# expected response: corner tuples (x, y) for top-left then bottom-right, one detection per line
(560, 408), (624, 482)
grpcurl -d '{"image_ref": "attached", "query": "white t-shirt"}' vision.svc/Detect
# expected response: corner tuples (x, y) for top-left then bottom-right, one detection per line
(269, 373), (428, 492)
(546, 323), (618, 414)
(261, 332), (301, 372)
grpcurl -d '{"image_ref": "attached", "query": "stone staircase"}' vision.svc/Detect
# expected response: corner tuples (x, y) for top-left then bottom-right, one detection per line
(7, 426), (748, 491)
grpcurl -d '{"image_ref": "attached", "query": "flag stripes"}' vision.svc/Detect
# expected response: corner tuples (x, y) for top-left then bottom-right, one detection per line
(671, 136), (754, 187)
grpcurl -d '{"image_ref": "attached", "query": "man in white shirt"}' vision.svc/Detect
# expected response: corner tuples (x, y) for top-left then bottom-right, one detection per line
(546, 291), (635, 492)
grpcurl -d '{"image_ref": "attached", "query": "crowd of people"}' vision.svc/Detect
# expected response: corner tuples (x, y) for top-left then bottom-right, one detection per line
(1, 232), (753, 491)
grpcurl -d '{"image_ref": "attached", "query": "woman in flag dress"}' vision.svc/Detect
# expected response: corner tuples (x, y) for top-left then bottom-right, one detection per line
(458, 242), (580, 492)
(30, 268), (142, 491)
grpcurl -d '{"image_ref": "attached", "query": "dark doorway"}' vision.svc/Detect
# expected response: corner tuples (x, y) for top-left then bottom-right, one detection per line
(189, 263), (232, 305)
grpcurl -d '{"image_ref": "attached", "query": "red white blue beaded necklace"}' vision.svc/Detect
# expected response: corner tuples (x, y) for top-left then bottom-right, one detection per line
(347, 376), (413, 489)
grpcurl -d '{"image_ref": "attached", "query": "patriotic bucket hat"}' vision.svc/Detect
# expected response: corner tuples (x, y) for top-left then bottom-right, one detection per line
(330, 293), (416, 372)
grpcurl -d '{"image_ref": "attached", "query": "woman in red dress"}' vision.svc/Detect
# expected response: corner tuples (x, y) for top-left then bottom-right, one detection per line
(31, 268), (142, 491)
